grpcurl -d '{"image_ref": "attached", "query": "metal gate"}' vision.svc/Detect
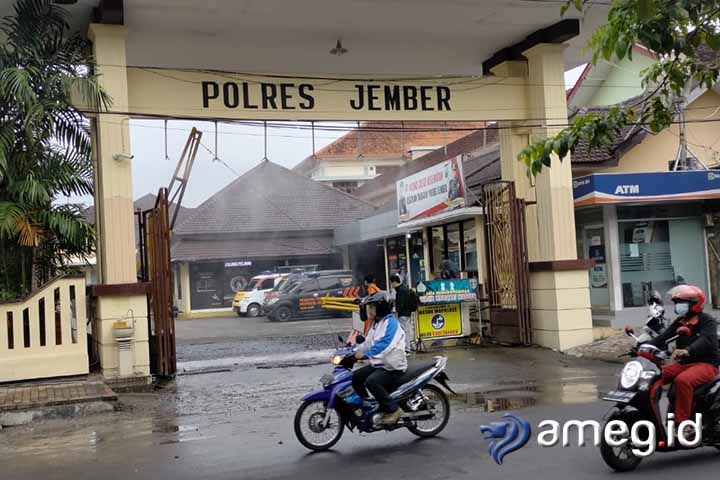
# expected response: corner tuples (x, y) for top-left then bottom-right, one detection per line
(137, 188), (177, 377)
(482, 181), (532, 345)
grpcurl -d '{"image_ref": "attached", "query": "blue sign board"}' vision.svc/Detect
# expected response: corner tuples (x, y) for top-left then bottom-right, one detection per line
(573, 171), (720, 206)
(416, 278), (478, 304)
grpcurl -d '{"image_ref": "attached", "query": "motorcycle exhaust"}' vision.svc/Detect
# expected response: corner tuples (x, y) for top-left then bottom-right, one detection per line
(435, 372), (456, 395)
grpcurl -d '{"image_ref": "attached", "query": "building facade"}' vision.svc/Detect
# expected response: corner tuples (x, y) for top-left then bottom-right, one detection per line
(293, 121), (485, 193)
(172, 160), (375, 315)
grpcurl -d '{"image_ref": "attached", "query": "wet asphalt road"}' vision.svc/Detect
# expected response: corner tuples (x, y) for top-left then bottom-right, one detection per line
(176, 315), (352, 364)
(4, 319), (720, 479)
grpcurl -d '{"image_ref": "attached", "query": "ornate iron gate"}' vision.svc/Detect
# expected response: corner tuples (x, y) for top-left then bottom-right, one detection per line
(137, 188), (177, 377)
(482, 181), (532, 345)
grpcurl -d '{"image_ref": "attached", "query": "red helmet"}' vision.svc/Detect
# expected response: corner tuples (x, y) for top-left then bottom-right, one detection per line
(668, 285), (705, 313)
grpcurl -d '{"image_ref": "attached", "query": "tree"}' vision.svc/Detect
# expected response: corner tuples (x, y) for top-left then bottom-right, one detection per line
(520, 0), (720, 176)
(0, 0), (110, 299)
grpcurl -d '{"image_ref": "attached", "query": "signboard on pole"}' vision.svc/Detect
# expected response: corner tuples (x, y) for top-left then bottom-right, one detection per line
(397, 156), (466, 222)
(416, 279), (477, 304)
(573, 171), (720, 206)
(416, 303), (463, 339)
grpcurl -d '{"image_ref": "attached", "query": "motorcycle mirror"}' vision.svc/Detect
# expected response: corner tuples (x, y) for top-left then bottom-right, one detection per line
(624, 325), (635, 336)
(355, 334), (365, 344)
(677, 326), (692, 337)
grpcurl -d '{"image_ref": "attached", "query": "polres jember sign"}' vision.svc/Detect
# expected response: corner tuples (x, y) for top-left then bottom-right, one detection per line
(83, 67), (531, 122)
(397, 156), (466, 222)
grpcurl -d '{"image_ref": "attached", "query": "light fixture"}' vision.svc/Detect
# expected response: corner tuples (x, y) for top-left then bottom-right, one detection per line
(330, 39), (348, 56)
(113, 153), (134, 162)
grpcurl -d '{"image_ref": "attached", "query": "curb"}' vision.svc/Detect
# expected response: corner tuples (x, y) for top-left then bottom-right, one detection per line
(0, 401), (116, 427)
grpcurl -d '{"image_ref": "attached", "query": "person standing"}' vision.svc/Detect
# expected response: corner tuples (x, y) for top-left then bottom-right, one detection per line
(390, 274), (419, 352)
(359, 274), (381, 335)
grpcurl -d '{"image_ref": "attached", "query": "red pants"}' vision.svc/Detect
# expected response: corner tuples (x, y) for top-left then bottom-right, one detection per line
(662, 362), (718, 423)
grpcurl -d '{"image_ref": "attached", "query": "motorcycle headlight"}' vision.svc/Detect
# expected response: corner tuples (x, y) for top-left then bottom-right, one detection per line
(331, 355), (343, 365)
(620, 361), (643, 389)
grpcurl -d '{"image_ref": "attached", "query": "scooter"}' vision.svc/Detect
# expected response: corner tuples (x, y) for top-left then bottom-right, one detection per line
(627, 290), (667, 344)
(293, 336), (455, 451)
(599, 327), (720, 472)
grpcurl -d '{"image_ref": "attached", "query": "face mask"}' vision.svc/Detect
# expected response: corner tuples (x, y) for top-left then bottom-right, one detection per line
(674, 302), (690, 316)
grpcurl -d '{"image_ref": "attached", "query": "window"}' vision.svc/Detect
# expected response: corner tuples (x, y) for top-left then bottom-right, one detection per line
(175, 268), (182, 300)
(409, 232), (425, 287)
(619, 221), (673, 307)
(430, 226), (444, 275)
(259, 278), (275, 290)
(196, 277), (217, 293)
(386, 236), (407, 278)
(463, 220), (477, 273)
(332, 181), (358, 194)
(446, 223), (461, 271)
(318, 277), (341, 290)
(296, 279), (319, 293)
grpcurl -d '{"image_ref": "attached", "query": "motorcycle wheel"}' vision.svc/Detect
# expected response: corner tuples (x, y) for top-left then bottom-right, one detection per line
(599, 412), (644, 472)
(406, 384), (450, 438)
(294, 400), (344, 451)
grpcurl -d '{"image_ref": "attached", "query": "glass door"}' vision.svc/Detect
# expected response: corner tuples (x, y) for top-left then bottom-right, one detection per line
(584, 226), (610, 308)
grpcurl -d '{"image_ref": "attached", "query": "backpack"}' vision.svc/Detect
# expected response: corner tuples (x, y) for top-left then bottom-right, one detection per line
(407, 287), (420, 313)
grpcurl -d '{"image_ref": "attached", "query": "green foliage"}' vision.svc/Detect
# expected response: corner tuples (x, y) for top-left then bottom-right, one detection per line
(521, 0), (720, 176)
(0, 0), (110, 298)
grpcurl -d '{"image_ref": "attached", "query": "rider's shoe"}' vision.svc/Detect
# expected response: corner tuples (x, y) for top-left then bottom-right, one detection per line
(381, 409), (402, 425)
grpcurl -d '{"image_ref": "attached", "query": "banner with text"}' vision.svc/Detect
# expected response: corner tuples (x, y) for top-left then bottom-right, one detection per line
(417, 303), (463, 339)
(397, 156), (466, 222)
(78, 67), (529, 122)
(416, 279), (478, 304)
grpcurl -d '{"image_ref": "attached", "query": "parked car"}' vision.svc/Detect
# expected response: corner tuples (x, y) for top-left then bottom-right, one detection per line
(232, 274), (286, 317)
(264, 272), (357, 322)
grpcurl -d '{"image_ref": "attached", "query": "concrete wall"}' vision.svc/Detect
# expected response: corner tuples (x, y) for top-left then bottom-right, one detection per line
(0, 277), (89, 382)
(591, 90), (720, 173)
(588, 56), (655, 107)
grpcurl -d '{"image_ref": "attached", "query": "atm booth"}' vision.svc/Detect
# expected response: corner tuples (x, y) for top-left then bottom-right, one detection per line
(573, 171), (717, 327)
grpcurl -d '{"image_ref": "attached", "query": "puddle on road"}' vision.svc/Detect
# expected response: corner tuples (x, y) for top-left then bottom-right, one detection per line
(152, 423), (199, 434)
(453, 381), (601, 413)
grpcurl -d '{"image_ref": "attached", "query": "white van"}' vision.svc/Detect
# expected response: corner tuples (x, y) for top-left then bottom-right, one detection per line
(232, 274), (286, 317)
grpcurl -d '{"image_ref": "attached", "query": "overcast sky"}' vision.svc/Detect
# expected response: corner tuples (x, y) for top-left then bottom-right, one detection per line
(63, 67), (586, 209)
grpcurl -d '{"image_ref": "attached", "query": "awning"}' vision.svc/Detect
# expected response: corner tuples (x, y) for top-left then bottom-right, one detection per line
(397, 207), (484, 230)
(573, 171), (720, 207)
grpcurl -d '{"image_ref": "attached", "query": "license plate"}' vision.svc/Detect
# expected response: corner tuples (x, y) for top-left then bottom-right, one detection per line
(603, 390), (636, 403)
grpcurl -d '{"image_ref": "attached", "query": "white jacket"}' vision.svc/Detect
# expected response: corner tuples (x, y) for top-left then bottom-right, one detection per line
(358, 313), (407, 371)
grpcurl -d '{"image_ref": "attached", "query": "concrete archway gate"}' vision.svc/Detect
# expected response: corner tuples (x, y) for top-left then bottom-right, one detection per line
(70, 13), (597, 382)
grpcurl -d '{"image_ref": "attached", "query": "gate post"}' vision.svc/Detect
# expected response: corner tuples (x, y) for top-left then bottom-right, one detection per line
(88, 24), (150, 379)
(495, 44), (594, 350)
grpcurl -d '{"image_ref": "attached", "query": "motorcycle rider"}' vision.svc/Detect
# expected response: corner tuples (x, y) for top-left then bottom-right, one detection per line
(649, 285), (719, 425)
(352, 291), (407, 425)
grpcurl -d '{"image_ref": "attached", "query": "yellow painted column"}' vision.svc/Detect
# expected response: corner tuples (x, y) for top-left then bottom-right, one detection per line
(524, 43), (578, 261)
(89, 24), (136, 284)
(495, 45), (593, 350)
(177, 262), (192, 315)
(89, 24), (149, 378)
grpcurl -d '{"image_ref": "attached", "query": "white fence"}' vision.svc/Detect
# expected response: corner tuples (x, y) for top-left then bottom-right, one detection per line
(0, 276), (88, 383)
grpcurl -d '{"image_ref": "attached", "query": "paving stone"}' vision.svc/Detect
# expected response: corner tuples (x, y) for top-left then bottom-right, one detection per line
(0, 381), (117, 413)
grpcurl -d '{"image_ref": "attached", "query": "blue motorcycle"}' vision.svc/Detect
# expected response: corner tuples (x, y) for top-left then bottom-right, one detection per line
(294, 337), (455, 451)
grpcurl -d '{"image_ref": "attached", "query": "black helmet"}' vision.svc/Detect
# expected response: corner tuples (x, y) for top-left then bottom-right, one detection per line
(361, 290), (393, 319)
